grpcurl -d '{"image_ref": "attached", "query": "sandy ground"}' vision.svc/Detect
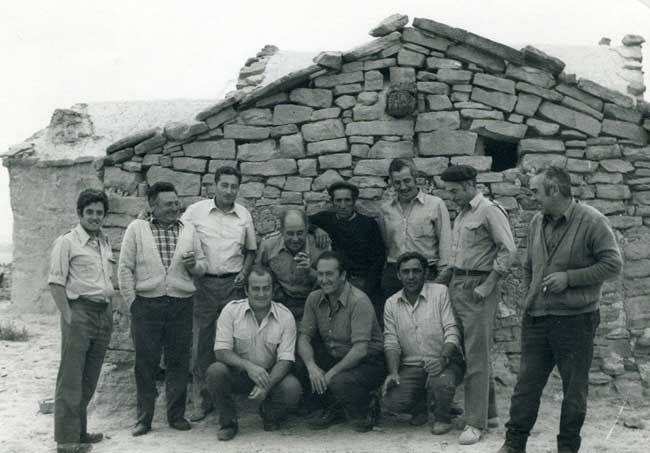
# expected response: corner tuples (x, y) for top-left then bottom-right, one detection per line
(1, 299), (649, 453)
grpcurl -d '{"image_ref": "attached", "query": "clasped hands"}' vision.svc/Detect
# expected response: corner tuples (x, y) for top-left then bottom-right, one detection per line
(306, 363), (336, 395)
(245, 363), (271, 401)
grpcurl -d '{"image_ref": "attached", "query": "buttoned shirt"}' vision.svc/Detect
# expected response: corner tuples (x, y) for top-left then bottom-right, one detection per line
(214, 299), (296, 370)
(48, 224), (115, 302)
(450, 192), (516, 275)
(380, 191), (452, 267)
(149, 218), (180, 270)
(181, 198), (256, 275)
(256, 232), (328, 299)
(384, 283), (460, 367)
(299, 282), (384, 359)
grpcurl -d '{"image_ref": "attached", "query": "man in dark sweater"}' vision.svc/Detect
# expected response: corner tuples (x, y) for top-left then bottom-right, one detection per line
(498, 167), (622, 453)
(309, 181), (386, 318)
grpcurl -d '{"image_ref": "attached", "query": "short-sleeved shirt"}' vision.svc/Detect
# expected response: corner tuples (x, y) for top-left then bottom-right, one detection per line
(450, 192), (516, 275)
(380, 191), (452, 267)
(48, 224), (115, 302)
(299, 282), (384, 359)
(383, 283), (460, 366)
(181, 198), (256, 275)
(214, 299), (296, 369)
(256, 232), (328, 300)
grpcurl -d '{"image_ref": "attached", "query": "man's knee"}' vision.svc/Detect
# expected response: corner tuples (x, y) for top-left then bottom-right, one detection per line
(206, 362), (230, 389)
(273, 374), (303, 407)
(328, 372), (356, 397)
(383, 387), (415, 414)
(426, 370), (457, 394)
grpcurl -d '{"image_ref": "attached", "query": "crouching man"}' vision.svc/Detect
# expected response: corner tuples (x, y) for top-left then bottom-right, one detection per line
(206, 265), (301, 441)
(298, 251), (385, 432)
(382, 252), (465, 435)
(48, 189), (114, 453)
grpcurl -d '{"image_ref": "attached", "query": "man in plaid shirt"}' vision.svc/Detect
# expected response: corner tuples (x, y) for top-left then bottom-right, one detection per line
(118, 182), (207, 436)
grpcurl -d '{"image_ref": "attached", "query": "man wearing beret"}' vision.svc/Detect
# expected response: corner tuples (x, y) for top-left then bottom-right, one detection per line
(439, 164), (517, 446)
(379, 159), (452, 317)
(309, 181), (386, 318)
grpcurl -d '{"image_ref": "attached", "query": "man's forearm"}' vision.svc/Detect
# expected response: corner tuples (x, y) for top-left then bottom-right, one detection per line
(298, 334), (316, 366)
(328, 342), (368, 376)
(215, 349), (254, 372)
(241, 250), (256, 275)
(385, 349), (401, 375)
(268, 360), (292, 388)
(49, 284), (70, 317)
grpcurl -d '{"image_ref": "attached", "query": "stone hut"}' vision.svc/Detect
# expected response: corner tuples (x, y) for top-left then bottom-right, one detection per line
(5, 14), (650, 398)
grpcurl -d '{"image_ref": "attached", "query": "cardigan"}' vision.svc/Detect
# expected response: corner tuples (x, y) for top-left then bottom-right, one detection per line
(118, 219), (207, 306)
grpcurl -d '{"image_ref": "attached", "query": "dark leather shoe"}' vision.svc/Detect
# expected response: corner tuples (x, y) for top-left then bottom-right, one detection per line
(170, 418), (191, 431)
(259, 402), (283, 431)
(80, 432), (103, 444)
(409, 411), (428, 426)
(308, 407), (345, 430)
(497, 443), (526, 453)
(131, 422), (151, 437)
(351, 417), (373, 433)
(217, 420), (238, 441)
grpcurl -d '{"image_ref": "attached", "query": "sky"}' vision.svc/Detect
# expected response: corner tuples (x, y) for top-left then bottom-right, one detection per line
(1, 0), (649, 247)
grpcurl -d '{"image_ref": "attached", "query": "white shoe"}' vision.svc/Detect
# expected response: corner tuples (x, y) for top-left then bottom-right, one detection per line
(458, 425), (482, 445)
(488, 416), (499, 428)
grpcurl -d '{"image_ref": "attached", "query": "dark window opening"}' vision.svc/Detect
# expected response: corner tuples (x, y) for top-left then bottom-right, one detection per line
(481, 137), (519, 172)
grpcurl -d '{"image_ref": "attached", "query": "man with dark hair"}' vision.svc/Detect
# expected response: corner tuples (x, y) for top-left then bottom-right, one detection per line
(256, 209), (328, 320)
(309, 181), (385, 315)
(440, 164), (517, 446)
(498, 167), (622, 453)
(48, 189), (113, 453)
(297, 251), (385, 432)
(118, 182), (207, 436)
(379, 159), (452, 311)
(181, 165), (258, 421)
(206, 265), (301, 440)
(383, 252), (464, 435)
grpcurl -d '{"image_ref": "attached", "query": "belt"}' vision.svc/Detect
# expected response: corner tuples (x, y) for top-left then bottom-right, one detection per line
(452, 268), (490, 277)
(205, 272), (238, 279)
(71, 297), (109, 310)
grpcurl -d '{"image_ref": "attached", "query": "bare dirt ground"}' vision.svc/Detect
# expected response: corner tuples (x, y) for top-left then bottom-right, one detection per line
(1, 299), (649, 453)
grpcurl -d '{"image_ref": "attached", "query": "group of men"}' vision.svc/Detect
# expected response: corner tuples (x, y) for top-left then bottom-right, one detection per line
(49, 158), (621, 453)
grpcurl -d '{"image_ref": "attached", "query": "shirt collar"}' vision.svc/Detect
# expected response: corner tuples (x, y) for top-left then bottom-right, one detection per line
(391, 189), (425, 206)
(269, 233), (313, 258)
(211, 198), (239, 215)
(150, 216), (183, 228)
(243, 300), (279, 321)
(468, 192), (485, 210)
(396, 287), (427, 306)
(543, 199), (576, 224)
(73, 224), (105, 245)
(335, 211), (357, 221)
(318, 281), (352, 308)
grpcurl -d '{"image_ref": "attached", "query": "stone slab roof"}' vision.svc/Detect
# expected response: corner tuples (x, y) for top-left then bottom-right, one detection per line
(3, 99), (215, 162)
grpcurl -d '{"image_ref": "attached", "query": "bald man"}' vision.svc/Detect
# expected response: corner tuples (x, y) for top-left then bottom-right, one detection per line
(256, 210), (329, 319)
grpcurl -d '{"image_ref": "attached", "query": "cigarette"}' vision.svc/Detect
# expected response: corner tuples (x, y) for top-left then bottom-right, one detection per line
(543, 286), (547, 293)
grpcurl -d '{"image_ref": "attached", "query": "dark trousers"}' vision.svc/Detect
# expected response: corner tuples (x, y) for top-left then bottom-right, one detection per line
(206, 362), (302, 425)
(296, 343), (385, 420)
(55, 299), (112, 444)
(505, 311), (600, 453)
(131, 295), (193, 426)
(383, 362), (464, 423)
(191, 275), (245, 410)
(449, 273), (499, 429)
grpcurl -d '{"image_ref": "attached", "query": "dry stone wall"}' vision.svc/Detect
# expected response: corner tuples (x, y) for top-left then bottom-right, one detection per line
(97, 16), (650, 399)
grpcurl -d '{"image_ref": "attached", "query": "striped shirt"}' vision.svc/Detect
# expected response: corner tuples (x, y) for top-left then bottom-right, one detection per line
(149, 218), (180, 270)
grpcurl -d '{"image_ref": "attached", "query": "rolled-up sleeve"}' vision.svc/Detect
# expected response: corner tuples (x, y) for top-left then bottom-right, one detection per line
(214, 304), (236, 351)
(486, 206), (517, 276)
(48, 237), (70, 287)
(277, 315), (297, 362)
(383, 299), (401, 354)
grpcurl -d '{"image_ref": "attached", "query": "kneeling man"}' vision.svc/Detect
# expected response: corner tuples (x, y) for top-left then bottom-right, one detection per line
(298, 251), (385, 432)
(383, 252), (464, 435)
(206, 265), (301, 441)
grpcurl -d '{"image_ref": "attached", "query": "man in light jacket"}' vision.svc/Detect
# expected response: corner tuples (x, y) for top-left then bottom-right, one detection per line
(118, 182), (207, 436)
